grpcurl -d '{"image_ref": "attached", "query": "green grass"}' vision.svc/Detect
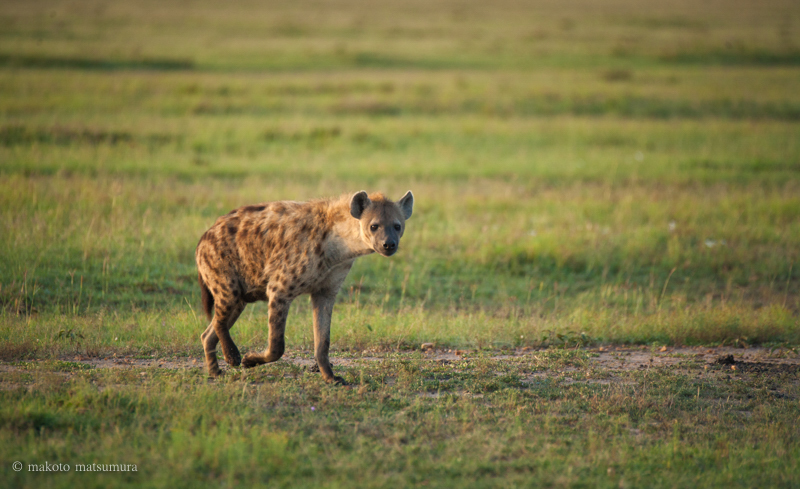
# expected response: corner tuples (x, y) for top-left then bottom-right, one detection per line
(2, 353), (798, 488)
(1, 0), (800, 486)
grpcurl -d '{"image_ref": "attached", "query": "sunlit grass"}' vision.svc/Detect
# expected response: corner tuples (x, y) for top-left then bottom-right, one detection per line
(2, 352), (799, 488)
(2, 0), (800, 487)
(1, 167), (798, 351)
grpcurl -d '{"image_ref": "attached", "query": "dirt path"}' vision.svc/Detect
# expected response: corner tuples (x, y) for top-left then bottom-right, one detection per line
(60, 345), (799, 374)
(1, 345), (797, 394)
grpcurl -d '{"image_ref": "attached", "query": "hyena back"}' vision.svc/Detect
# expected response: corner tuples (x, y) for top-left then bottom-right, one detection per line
(195, 190), (414, 383)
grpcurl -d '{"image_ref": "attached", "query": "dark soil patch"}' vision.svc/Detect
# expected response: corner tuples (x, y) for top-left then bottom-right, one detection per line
(715, 354), (800, 375)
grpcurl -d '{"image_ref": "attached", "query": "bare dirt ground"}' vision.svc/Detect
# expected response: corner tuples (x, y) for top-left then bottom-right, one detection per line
(2, 346), (797, 387)
(53, 345), (800, 375)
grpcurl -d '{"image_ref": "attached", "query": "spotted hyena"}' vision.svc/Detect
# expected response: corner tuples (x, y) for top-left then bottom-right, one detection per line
(195, 190), (414, 383)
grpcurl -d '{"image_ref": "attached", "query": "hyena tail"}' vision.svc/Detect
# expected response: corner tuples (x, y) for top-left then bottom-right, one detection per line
(198, 273), (214, 321)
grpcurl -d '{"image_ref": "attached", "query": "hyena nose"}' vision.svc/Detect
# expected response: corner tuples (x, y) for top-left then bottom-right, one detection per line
(383, 241), (397, 252)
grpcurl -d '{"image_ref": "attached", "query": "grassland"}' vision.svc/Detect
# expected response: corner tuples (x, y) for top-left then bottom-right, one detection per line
(3, 351), (799, 488)
(1, 0), (799, 487)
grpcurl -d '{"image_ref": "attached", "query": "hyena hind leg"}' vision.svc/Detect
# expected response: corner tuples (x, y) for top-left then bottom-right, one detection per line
(201, 300), (245, 377)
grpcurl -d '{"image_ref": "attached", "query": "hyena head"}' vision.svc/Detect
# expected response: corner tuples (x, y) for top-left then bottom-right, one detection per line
(350, 190), (414, 257)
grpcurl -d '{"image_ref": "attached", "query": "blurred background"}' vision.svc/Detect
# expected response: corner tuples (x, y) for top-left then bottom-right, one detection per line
(1, 0), (799, 353)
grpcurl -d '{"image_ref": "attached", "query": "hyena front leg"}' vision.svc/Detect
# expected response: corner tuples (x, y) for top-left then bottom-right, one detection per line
(242, 295), (291, 368)
(311, 289), (346, 385)
(201, 300), (245, 377)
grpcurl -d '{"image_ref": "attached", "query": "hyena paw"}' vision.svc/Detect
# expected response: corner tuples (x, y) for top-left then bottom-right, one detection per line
(224, 348), (242, 367)
(241, 353), (265, 369)
(330, 375), (348, 386)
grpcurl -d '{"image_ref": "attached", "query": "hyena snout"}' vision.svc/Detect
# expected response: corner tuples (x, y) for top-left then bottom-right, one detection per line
(376, 233), (400, 256)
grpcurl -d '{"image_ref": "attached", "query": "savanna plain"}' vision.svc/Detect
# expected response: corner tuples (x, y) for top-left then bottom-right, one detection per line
(1, 0), (799, 487)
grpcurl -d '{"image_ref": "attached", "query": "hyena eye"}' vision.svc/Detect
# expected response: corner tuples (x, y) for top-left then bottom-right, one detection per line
(394, 224), (401, 231)
(370, 224), (379, 232)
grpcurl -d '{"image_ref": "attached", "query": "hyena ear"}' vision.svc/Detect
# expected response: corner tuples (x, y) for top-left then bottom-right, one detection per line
(350, 191), (371, 219)
(398, 191), (414, 220)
